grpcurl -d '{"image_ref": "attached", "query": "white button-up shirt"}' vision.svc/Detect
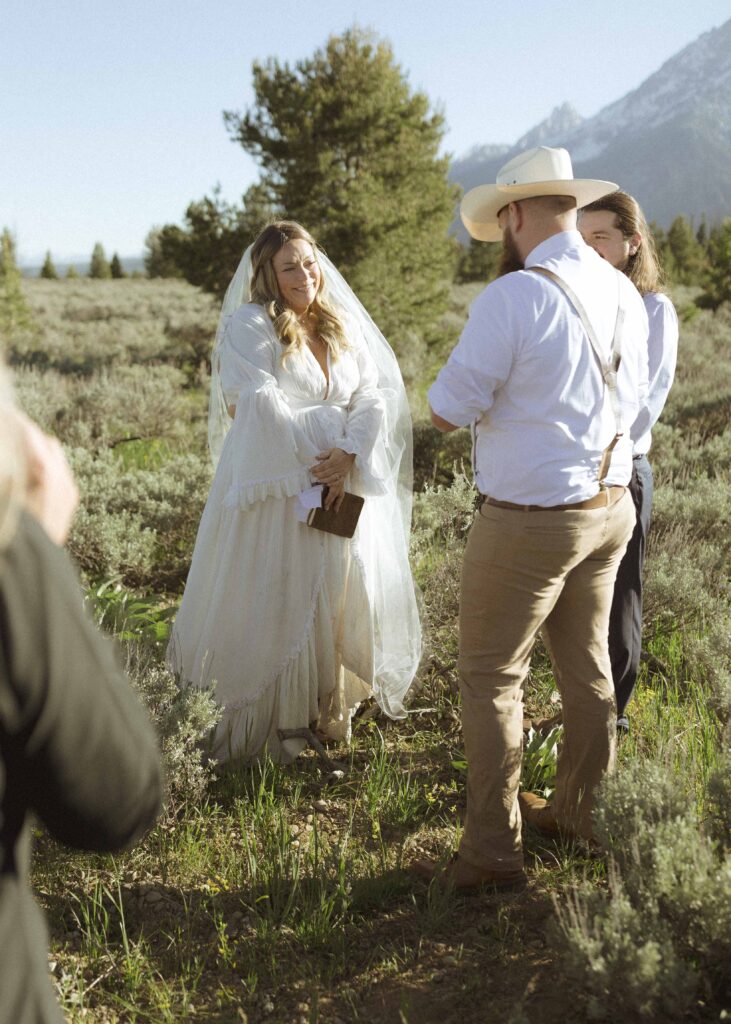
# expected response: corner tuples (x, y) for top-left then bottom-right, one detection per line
(632, 292), (678, 457)
(428, 230), (649, 505)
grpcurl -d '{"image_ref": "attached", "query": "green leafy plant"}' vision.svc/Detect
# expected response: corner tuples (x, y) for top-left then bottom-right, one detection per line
(88, 578), (176, 644)
(521, 725), (562, 799)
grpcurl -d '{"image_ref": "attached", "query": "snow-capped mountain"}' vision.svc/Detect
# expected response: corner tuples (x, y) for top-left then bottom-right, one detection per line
(450, 17), (731, 230)
(515, 103), (585, 153)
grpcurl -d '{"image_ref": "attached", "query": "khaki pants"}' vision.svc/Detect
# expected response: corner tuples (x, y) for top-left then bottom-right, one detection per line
(457, 491), (636, 871)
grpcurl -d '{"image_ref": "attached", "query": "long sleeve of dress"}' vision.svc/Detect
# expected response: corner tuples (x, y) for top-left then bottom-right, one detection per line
(338, 337), (388, 495)
(217, 305), (317, 509)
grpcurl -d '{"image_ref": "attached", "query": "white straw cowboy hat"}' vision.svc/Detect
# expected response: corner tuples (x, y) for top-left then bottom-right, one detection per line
(460, 146), (618, 242)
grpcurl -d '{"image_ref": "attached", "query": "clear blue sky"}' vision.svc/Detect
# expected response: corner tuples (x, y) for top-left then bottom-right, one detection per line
(2, 0), (729, 264)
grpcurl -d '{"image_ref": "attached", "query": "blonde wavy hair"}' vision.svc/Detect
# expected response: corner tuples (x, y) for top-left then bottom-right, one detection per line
(249, 221), (348, 361)
(581, 191), (664, 296)
(0, 359), (25, 549)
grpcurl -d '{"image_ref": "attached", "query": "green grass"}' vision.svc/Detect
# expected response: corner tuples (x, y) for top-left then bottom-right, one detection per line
(115, 438), (175, 471)
(19, 277), (731, 1022)
(31, 630), (726, 1024)
(616, 626), (725, 802)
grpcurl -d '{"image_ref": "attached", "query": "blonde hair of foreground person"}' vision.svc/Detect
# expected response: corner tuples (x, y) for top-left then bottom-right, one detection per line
(0, 360), (26, 549)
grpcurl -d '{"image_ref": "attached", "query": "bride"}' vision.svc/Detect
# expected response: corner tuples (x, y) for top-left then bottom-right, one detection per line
(168, 221), (421, 762)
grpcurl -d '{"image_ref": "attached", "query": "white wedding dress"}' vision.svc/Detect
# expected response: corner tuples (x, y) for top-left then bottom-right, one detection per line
(169, 303), (421, 762)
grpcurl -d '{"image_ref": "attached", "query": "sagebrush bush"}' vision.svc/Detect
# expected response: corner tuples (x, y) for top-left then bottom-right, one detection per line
(411, 468), (476, 554)
(15, 278), (218, 375)
(123, 641), (220, 811)
(651, 474), (731, 556)
(411, 471), (476, 669)
(555, 870), (697, 1022)
(68, 447), (211, 590)
(684, 614), (731, 725)
(662, 304), (731, 439)
(643, 545), (727, 628)
(15, 363), (197, 450)
(652, 422), (731, 484)
(553, 759), (731, 1021)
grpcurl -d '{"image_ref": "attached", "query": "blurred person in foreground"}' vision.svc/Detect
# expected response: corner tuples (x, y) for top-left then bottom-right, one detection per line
(580, 191), (678, 731)
(0, 365), (163, 1024)
(414, 147), (650, 891)
(168, 221), (420, 763)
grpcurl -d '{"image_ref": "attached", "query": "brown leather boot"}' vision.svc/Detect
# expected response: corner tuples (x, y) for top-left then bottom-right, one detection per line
(522, 711), (563, 735)
(518, 790), (595, 847)
(518, 791), (562, 836)
(411, 853), (527, 893)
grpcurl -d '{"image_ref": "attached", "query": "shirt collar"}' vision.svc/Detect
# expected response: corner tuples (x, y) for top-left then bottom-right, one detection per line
(525, 230), (585, 267)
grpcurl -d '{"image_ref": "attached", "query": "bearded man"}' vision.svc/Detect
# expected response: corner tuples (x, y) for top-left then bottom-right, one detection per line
(415, 147), (650, 890)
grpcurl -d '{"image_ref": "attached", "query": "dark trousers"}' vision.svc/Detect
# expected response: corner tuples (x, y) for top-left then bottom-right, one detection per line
(608, 455), (654, 718)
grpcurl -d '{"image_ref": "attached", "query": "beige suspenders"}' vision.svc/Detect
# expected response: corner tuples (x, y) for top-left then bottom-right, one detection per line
(527, 266), (625, 485)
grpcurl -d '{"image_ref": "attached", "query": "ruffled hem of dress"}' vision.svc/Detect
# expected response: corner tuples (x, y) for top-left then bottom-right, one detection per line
(223, 467), (313, 510)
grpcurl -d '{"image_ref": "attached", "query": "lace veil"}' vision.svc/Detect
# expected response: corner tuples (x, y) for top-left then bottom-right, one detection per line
(208, 245), (415, 545)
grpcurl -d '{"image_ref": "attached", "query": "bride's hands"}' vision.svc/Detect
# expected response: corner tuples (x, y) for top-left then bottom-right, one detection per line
(311, 448), (355, 488)
(311, 448), (355, 512)
(323, 479), (346, 512)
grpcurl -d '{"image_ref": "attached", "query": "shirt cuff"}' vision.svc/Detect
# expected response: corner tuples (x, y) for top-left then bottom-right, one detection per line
(427, 381), (475, 429)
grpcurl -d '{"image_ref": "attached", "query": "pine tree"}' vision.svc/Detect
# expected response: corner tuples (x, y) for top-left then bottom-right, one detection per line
(66, 265), (79, 279)
(144, 228), (182, 279)
(224, 29), (459, 349)
(89, 242), (112, 279)
(697, 219), (731, 311)
(110, 253), (126, 278)
(0, 228), (35, 346)
(149, 183), (274, 295)
(39, 251), (58, 279)
(455, 239), (500, 283)
(666, 216), (707, 285)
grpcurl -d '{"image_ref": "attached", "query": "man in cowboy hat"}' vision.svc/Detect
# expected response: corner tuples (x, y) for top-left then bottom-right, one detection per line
(415, 146), (650, 891)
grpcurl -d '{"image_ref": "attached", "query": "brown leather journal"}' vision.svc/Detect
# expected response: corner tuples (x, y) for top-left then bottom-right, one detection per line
(307, 490), (364, 538)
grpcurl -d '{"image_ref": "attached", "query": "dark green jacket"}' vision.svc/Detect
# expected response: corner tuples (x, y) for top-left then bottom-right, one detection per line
(0, 512), (163, 1024)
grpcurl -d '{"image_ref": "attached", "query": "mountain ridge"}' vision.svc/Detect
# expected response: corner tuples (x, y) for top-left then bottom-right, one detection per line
(450, 17), (731, 230)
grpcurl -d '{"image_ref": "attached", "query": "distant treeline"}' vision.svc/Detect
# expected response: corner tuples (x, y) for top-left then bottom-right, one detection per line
(22, 244), (145, 281)
(456, 213), (731, 309)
